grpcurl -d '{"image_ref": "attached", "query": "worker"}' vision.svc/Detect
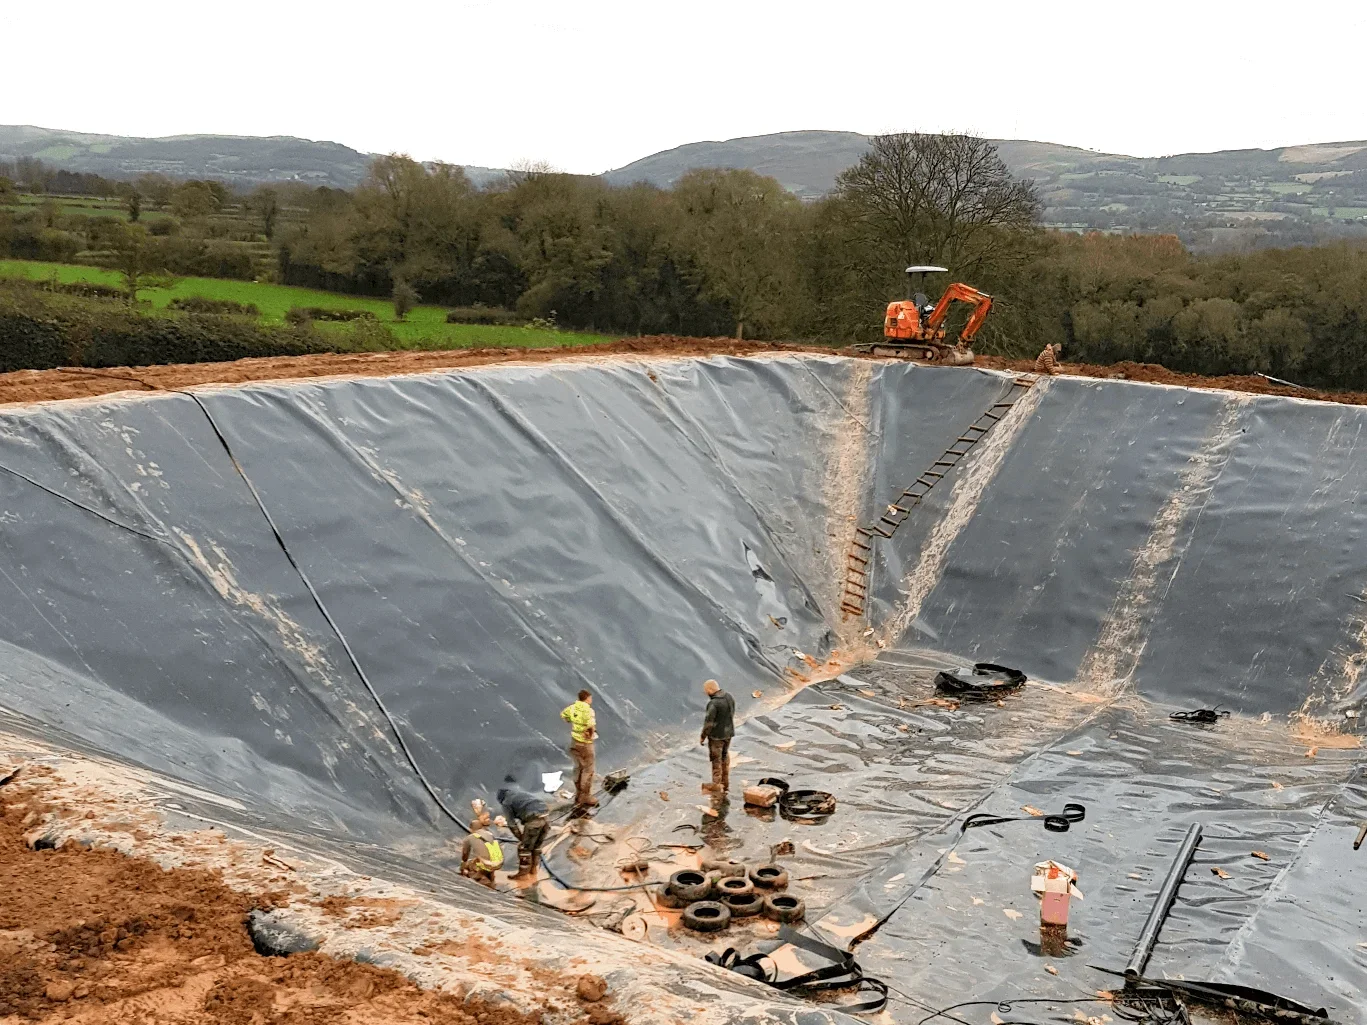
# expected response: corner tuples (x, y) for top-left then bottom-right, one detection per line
(699, 678), (736, 793)
(497, 776), (549, 883)
(459, 804), (504, 888)
(1034, 342), (1063, 376)
(561, 688), (598, 809)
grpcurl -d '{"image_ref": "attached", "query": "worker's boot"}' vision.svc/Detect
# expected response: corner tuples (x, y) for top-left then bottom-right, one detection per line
(508, 853), (536, 884)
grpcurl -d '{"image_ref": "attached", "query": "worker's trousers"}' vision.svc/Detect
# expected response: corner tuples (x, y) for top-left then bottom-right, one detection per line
(570, 740), (596, 804)
(519, 814), (548, 863)
(708, 738), (731, 791)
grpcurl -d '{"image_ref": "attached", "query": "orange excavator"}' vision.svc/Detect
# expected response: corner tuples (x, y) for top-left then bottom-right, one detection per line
(856, 266), (993, 365)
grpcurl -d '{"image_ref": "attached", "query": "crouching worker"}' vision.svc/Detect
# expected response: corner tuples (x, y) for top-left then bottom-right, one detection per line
(460, 803), (504, 888)
(497, 776), (549, 884)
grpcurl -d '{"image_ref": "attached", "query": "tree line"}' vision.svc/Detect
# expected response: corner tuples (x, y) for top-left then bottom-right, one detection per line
(275, 135), (1367, 388)
(5, 136), (1367, 389)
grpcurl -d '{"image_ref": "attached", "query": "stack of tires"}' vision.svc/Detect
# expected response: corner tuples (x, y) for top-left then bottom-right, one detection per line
(660, 862), (805, 932)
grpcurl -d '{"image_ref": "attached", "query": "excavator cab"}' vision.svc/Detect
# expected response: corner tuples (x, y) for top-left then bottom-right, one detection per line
(861, 265), (993, 366)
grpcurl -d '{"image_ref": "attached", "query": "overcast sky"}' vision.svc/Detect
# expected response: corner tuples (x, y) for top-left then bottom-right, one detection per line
(4, 0), (1364, 173)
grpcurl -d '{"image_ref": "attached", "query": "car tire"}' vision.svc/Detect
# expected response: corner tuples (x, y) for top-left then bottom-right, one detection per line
(682, 901), (731, 932)
(763, 893), (806, 923)
(668, 870), (713, 902)
(723, 892), (765, 918)
(716, 875), (755, 898)
(748, 864), (789, 890)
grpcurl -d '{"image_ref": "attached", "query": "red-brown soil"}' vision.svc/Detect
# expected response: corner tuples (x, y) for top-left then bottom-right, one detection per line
(0, 337), (1362, 409)
(0, 768), (612, 1024)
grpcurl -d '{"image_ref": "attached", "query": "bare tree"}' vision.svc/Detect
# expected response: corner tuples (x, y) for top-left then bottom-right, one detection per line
(836, 133), (1040, 275)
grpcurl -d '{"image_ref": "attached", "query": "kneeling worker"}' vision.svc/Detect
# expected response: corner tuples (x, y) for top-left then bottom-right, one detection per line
(1034, 341), (1063, 376)
(460, 803), (504, 888)
(497, 776), (549, 883)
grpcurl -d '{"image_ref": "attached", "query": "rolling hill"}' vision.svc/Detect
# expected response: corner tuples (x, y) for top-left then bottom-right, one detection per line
(6, 124), (1367, 249)
(0, 125), (505, 189)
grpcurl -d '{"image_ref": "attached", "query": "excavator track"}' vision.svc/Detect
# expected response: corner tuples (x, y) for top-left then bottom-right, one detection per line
(840, 377), (1035, 619)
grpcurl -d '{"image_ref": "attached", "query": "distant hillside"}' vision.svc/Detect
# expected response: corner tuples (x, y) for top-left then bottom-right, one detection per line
(0, 125), (506, 190)
(607, 130), (1367, 249)
(7, 124), (1367, 250)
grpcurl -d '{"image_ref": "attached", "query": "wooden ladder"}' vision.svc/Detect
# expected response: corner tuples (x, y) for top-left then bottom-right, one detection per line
(840, 378), (1034, 619)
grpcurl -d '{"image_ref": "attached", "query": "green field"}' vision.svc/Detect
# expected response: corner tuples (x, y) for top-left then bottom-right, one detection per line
(3, 195), (170, 220)
(0, 259), (619, 350)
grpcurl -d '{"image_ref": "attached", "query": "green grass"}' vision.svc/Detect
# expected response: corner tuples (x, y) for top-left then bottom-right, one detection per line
(1157, 175), (1201, 186)
(2, 196), (170, 221)
(0, 258), (619, 351)
(32, 145), (80, 161)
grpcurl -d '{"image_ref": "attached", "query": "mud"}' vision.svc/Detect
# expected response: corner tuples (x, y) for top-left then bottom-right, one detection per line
(975, 356), (1367, 406)
(0, 766), (600, 1025)
(4, 337), (1367, 410)
(0, 338), (836, 407)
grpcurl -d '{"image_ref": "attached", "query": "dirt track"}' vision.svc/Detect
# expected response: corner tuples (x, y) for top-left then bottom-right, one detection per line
(2, 336), (1365, 409)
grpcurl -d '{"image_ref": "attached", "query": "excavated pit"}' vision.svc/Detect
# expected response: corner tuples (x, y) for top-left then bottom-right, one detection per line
(0, 354), (1363, 1023)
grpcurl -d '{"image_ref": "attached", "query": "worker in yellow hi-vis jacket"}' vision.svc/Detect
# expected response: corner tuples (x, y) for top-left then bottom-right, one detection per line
(561, 688), (598, 809)
(459, 803), (503, 887)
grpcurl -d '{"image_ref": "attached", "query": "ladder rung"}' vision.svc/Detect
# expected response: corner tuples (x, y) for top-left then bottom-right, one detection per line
(845, 580), (867, 594)
(841, 603), (864, 616)
(933, 460), (958, 467)
(921, 471), (943, 480)
(855, 526), (875, 538)
(852, 537), (871, 551)
(966, 423), (988, 431)
(870, 525), (893, 538)
(887, 504), (907, 514)
(848, 551), (869, 565)
(955, 436), (979, 444)
(983, 411), (1002, 421)
(878, 516), (900, 529)
(991, 402), (1015, 409)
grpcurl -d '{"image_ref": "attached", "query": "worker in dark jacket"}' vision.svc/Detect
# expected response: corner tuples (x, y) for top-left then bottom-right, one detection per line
(699, 678), (736, 792)
(497, 777), (549, 883)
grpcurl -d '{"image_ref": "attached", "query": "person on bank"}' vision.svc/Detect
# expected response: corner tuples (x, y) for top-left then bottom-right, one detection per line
(497, 776), (549, 883)
(459, 804), (503, 888)
(1035, 341), (1063, 376)
(561, 688), (598, 809)
(699, 678), (736, 793)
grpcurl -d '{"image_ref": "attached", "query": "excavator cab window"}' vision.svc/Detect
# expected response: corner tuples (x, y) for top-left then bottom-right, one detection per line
(912, 293), (933, 317)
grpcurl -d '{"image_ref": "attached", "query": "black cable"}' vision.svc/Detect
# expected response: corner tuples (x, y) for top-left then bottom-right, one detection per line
(0, 461), (176, 550)
(912, 996), (1109, 1025)
(179, 387), (471, 831)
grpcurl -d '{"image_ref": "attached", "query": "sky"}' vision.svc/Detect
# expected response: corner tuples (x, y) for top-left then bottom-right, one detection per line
(3, 0), (1365, 174)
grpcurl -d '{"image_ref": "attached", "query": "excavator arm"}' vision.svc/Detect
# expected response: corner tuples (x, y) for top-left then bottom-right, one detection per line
(924, 282), (994, 345)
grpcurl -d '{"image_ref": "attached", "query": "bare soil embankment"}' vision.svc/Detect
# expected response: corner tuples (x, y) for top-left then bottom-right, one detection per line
(0, 765), (608, 1025)
(3, 337), (1365, 409)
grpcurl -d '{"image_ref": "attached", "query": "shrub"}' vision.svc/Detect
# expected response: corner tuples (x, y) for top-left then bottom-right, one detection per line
(284, 306), (377, 325)
(445, 305), (525, 326)
(0, 280), (333, 373)
(346, 318), (399, 352)
(168, 296), (260, 317)
(27, 277), (127, 300)
(392, 278), (418, 321)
